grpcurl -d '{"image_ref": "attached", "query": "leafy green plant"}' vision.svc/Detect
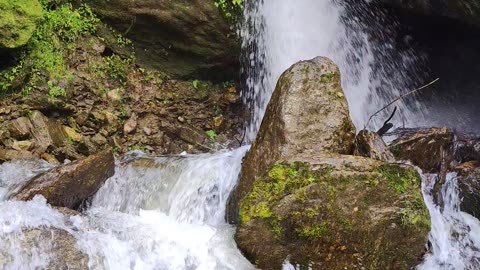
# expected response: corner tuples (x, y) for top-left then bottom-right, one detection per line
(103, 55), (131, 84)
(128, 145), (146, 151)
(47, 80), (66, 97)
(206, 130), (217, 140)
(192, 79), (200, 89)
(0, 3), (99, 94)
(214, 0), (243, 20)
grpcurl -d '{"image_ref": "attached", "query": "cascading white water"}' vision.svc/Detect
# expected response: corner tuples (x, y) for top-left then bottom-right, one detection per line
(241, 0), (427, 141)
(418, 173), (480, 270)
(0, 147), (255, 270)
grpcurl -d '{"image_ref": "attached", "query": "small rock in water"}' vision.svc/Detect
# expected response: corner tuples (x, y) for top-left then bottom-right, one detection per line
(10, 149), (115, 209)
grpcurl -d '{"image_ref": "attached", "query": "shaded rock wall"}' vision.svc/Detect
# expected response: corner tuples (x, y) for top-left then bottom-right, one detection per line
(82, 0), (239, 80)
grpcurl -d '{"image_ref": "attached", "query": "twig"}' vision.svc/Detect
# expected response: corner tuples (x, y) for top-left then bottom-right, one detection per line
(123, 16), (136, 36)
(363, 78), (439, 130)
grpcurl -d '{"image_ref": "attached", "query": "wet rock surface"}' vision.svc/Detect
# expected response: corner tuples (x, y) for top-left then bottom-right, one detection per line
(10, 149), (115, 209)
(389, 127), (454, 173)
(0, 227), (88, 270)
(454, 161), (480, 219)
(354, 130), (394, 162)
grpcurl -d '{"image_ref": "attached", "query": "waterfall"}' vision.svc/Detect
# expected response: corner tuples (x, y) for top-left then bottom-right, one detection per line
(418, 173), (480, 270)
(241, 0), (427, 141)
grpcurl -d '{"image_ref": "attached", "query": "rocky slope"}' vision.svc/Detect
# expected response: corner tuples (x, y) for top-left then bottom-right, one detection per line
(81, 0), (240, 80)
(0, 1), (243, 164)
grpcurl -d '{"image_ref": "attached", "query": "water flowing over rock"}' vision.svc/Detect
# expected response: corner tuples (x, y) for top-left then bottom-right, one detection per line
(230, 57), (429, 269)
(10, 149), (115, 209)
(83, 0), (239, 80)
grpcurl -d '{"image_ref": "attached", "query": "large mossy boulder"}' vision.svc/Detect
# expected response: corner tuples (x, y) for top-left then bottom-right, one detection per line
(229, 57), (430, 269)
(0, 0), (43, 48)
(10, 149), (115, 208)
(82, 0), (239, 80)
(228, 57), (356, 220)
(237, 158), (429, 270)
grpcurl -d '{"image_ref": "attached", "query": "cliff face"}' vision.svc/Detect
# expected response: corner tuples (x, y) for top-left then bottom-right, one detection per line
(82, 0), (240, 81)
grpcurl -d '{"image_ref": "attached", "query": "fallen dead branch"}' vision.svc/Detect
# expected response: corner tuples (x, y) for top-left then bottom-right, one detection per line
(363, 78), (440, 130)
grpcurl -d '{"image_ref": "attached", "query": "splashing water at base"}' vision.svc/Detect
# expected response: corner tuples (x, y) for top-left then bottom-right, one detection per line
(0, 147), (255, 270)
(418, 173), (480, 270)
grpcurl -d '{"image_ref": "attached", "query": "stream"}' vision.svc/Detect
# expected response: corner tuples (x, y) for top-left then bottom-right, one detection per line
(1, 0), (480, 269)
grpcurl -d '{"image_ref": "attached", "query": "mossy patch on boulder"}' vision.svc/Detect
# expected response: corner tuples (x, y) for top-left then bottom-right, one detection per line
(0, 0), (43, 48)
(236, 157), (430, 270)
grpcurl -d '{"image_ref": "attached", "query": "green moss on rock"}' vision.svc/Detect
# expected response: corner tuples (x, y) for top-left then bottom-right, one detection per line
(236, 158), (431, 270)
(0, 0), (43, 48)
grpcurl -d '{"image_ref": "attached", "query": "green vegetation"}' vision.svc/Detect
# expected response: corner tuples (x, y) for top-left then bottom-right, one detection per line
(296, 222), (329, 239)
(206, 130), (218, 140)
(128, 145), (146, 152)
(0, 2), (99, 94)
(376, 164), (430, 229)
(0, 0), (43, 48)
(240, 162), (321, 224)
(47, 80), (66, 97)
(102, 55), (131, 84)
(214, 0), (243, 22)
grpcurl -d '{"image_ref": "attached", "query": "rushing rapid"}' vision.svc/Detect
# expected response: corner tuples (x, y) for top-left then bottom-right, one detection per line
(418, 173), (480, 270)
(0, 148), (255, 270)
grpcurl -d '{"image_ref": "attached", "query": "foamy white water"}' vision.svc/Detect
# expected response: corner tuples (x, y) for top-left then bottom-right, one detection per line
(241, 0), (426, 141)
(418, 173), (480, 270)
(0, 147), (255, 270)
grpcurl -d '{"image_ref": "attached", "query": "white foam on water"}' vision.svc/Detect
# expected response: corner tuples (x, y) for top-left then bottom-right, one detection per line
(0, 147), (255, 270)
(418, 173), (480, 270)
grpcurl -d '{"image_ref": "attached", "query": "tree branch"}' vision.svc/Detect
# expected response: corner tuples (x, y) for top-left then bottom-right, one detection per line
(363, 78), (439, 130)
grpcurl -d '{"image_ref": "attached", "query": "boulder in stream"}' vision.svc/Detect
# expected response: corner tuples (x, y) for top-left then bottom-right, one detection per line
(389, 127), (454, 173)
(10, 149), (115, 209)
(229, 57), (430, 269)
